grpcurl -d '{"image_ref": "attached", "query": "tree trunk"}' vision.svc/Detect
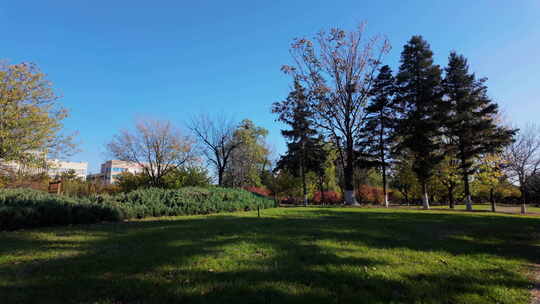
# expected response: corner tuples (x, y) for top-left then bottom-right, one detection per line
(218, 168), (224, 187)
(301, 162), (308, 207)
(490, 187), (496, 212)
(380, 119), (389, 208)
(463, 172), (473, 211)
(318, 175), (325, 206)
(520, 185), (526, 214)
(344, 143), (358, 205)
(421, 182), (430, 209)
(382, 162), (389, 208)
(448, 186), (455, 209)
(404, 190), (409, 206)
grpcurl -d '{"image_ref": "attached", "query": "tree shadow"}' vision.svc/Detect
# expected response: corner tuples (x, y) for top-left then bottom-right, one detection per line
(0, 209), (538, 303)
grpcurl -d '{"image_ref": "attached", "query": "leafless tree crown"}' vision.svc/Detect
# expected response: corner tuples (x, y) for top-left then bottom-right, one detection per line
(188, 114), (240, 186)
(107, 119), (194, 186)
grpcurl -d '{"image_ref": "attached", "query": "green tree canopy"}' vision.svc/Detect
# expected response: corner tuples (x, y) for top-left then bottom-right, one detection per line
(0, 62), (75, 166)
(442, 52), (516, 210)
(223, 119), (270, 188)
(395, 35), (445, 209)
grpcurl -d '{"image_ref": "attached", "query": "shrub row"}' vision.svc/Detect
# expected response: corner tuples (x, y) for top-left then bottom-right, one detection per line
(109, 187), (275, 219)
(312, 191), (343, 205)
(0, 187), (275, 230)
(357, 185), (398, 204)
(0, 189), (124, 230)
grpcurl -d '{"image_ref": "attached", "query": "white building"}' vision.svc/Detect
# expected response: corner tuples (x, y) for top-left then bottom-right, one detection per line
(0, 157), (87, 180)
(48, 160), (88, 180)
(89, 160), (144, 185)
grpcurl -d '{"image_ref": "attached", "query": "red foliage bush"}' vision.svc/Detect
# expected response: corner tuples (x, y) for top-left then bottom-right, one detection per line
(244, 186), (272, 197)
(357, 185), (385, 204)
(312, 191), (343, 205)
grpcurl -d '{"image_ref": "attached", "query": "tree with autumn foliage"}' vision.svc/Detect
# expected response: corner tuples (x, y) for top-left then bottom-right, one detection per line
(473, 153), (507, 212)
(434, 156), (461, 208)
(0, 62), (77, 171)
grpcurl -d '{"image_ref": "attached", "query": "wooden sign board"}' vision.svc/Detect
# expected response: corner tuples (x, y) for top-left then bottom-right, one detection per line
(48, 181), (62, 195)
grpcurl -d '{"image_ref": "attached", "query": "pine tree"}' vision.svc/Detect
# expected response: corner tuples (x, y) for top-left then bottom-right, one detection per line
(443, 52), (516, 210)
(395, 36), (445, 209)
(358, 65), (397, 208)
(273, 80), (321, 205)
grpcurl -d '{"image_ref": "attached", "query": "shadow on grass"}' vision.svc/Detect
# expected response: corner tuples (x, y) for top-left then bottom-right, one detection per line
(0, 209), (538, 303)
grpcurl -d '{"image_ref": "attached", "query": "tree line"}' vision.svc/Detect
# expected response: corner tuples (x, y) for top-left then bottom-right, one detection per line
(272, 24), (537, 211)
(0, 24), (539, 212)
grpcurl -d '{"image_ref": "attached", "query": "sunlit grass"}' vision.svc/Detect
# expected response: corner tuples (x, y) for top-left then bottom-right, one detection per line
(0, 207), (538, 303)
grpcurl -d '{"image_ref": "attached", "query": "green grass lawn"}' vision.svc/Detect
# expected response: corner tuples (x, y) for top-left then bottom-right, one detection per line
(1, 208), (539, 304)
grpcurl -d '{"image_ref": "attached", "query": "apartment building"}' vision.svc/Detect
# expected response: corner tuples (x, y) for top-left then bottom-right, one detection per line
(0, 157), (87, 180)
(91, 160), (144, 184)
(48, 160), (88, 180)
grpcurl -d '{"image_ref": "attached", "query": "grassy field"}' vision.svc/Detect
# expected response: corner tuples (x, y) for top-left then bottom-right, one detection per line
(1, 208), (539, 304)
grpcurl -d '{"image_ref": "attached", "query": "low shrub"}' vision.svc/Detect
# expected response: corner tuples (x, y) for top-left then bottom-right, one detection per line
(357, 185), (398, 205)
(111, 187), (275, 218)
(357, 185), (383, 204)
(312, 191), (343, 205)
(0, 188), (124, 230)
(0, 187), (275, 230)
(244, 186), (272, 197)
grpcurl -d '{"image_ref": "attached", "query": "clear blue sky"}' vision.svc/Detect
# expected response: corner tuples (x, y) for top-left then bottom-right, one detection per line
(1, 1), (539, 173)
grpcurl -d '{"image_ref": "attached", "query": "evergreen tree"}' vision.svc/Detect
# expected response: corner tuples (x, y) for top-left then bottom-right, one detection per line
(358, 65), (397, 208)
(443, 52), (516, 210)
(395, 36), (445, 209)
(273, 80), (322, 205)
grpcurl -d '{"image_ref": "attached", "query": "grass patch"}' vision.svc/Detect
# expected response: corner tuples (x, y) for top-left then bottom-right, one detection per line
(0, 208), (539, 303)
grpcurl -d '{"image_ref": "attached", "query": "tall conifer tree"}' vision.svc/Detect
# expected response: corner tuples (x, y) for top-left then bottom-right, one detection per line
(273, 80), (321, 205)
(443, 52), (516, 210)
(359, 65), (397, 207)
(395, 36), (444, 209)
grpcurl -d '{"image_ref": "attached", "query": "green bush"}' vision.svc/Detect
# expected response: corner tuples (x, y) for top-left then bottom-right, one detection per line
(0, 187), (275, 230)
(110, 187), (275, 218)
(0, 188), (124, 230)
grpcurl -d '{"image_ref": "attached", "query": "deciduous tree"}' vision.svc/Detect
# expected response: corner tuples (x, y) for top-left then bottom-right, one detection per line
(0, 62), (76, 167)
(281, 23), (390, 205)
(503, 124), (540, 213)
(107, 119), (195, 187)
(189, 114), (241, 186)
(223, 119), (270, 188)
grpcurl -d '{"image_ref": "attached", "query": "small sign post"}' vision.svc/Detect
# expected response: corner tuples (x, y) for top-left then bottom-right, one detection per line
(48, 181), (62, 195)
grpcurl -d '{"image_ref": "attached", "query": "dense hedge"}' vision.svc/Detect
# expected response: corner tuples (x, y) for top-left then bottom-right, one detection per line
(110, 187), (275, 219)
(0, 189), (124, 230)
(0, 187), (275, 230)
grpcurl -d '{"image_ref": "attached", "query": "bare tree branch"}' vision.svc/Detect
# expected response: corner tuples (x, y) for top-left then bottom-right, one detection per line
(107, 119), (195, 187)
(188, 114), (241, 186)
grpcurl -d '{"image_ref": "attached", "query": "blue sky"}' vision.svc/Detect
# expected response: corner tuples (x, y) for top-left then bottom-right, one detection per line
(1, 1), (539, 173)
